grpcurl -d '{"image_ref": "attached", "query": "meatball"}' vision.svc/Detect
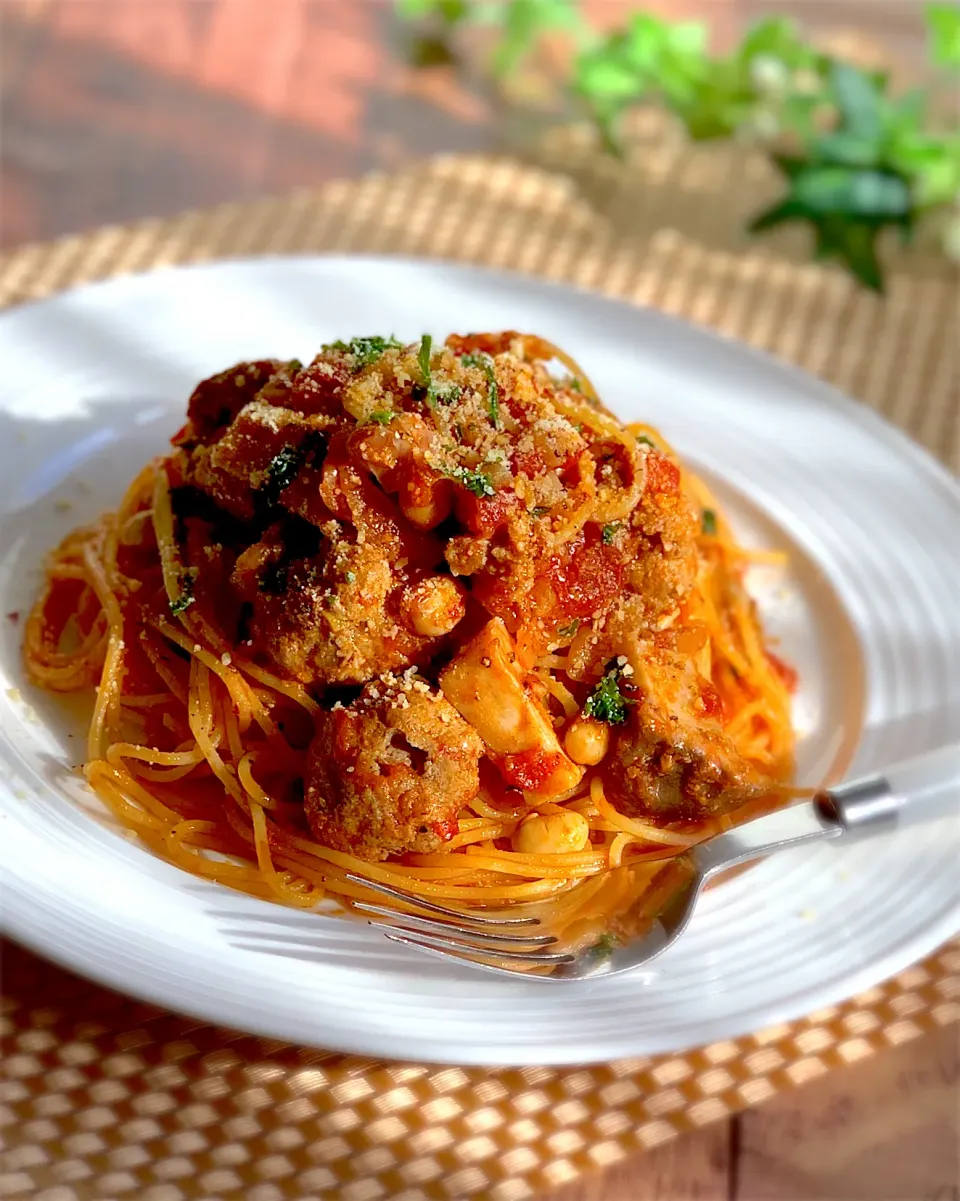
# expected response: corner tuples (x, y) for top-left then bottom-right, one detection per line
(603, 645), (769, 822)
(174, 360), (290, 448)
(305, 673), (484, 860)
(231, 519), (457, 687)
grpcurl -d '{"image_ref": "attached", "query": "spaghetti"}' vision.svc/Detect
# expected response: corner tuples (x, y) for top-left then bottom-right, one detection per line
(24, 332), (796, 957)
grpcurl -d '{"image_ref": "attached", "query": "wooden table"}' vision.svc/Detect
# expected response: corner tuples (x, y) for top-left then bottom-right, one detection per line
(2, 3), (957, 1198)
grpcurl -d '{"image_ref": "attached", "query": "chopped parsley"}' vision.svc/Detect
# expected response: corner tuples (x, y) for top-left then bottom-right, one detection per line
(701, 508), (717, 536)
(169, 571), (196, 616)
(588, 933), (618, 961)
(418, 333), (432, 385)
(570, 377), (583, 393)
(323, 335), (402, 371)
(414, 334), (462, 408)
(260, 444), (305, 507)
(446, 465), (495, 498)
(557, 619), (580, 639)
(462, 351), (500, 428)
(344, 570), (357, 584)
(368, 409), (395, 425)
(601, 522), (620, 545)
(531, 505), (551, 518)
(286, 358), (302, 372)
(429, 380), (462, 406)
(637, 435), (656, 447)
(583, 662), (633, 725)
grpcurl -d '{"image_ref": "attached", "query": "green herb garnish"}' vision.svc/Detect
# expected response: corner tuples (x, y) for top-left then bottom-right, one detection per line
(589, 933), (618, 961)
(169, 571), (196, 616)
(583, 662), (633, 725)
(345, 570), (357, 584)
(446, 465), (495, 497)
(260, 444), (305, 507)
(429, 380), (462, 406)
(416, 335), (462, 408)
(602, 522), (621, 545)
(286, 358), (302, 372)
(368, 409), (395, 425)
(462, 351), (500, 428)
(701, 508), (718, 536)
(323, 335), (402, 371)
(418, 333), (433, 385)
(557, 619), (580, 638)
(570, 377), (583, 393)
(637, 435), (656, 447)
(531, 505), (551, 518)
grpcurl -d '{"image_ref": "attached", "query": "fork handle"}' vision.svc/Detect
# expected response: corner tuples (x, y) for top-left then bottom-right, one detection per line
(817, 742), (960, 835)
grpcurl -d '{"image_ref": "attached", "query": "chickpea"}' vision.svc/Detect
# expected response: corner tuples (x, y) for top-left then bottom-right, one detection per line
(399, 474), (453, 531)
(513, 810), (590, 855)
(400, 576), (466, 638)
(564, 716), (610, 766)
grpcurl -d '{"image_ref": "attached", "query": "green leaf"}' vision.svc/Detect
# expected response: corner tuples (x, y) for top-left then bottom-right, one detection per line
(601, 522), (620, 544)
(814, 131), (882, 168)
(667, 21), (707, 59)
(462, 351), (500, 427)
(792, 168), (911, 219)
(815, 220), (885, 292)
(557, 619), (580, 638)
(583, 663), (633, 725)
(491, 0), (585, 77)
(169, 572), (196, 616)
(926, 3), (960, 70)
(883, 87), (928, 138)
(779, 93), (828, 142)
(323, 335), (403, 371)
(260, 444), (306, 507)
(621, 13), (669, 74)
(701, 508), (717, 535)
(575, 50), (641, 100)
(588, 932), (618, 960)
(428, 380), (463, 406)
(418, 333), (433, 387)
(368, 410), (395, 425)
(919, 151), (960, 207)
(829, 62), (884, 141)
(749, 198), (805, 234)
(446, 465), (495, 497)
(396, 0), (469, 22)
(739, 15), (822, 73)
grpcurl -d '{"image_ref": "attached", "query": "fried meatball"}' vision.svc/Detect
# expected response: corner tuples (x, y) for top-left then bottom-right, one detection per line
(602, 644), (767, 822)
(174, 360), (291, 448)
(230, 518), (456, 687)
(305, 673), (484, 860)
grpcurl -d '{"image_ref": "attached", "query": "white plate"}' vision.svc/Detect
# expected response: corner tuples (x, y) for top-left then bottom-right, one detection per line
(0, 257), (958, 1066)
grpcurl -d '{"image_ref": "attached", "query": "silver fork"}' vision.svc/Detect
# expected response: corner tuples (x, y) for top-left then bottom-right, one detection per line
(346, 743), (960, 980)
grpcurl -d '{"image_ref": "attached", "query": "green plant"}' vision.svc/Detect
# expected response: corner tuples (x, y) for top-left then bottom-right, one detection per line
(397, 1), (960, 290)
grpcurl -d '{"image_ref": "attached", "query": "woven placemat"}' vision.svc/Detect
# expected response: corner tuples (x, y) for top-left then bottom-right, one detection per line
(1, 150), (958, 1201)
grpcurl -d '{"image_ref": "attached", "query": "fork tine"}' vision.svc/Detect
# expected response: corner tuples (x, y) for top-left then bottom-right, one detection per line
(354, 906), (558, 948)
(343, 873), (541, 926)
(384, 930), (576, 966)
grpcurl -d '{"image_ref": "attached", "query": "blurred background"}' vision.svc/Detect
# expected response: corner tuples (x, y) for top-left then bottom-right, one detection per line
(1, 1), (950, 278)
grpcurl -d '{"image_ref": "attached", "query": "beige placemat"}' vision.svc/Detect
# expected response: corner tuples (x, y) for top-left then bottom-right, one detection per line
(1, 151), (958, 1201)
